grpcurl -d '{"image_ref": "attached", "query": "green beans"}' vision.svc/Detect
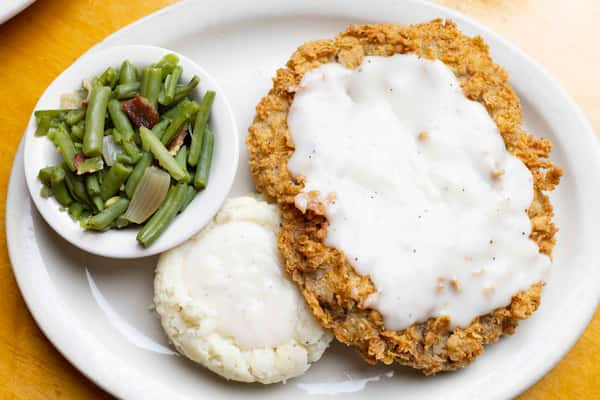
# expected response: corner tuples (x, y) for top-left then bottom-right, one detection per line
(159, 65), (182, 106)
(97, 67), (119, 88)
(84, 197), (129, 231)
(114, 154), (131, 165)
(175, 145), (190, 183)
(34, 110), (67, 136)
(40, 185), (53, 198)
(65, 109), (85, 126)
(193, 129), (214, 189)
(85, 174), (101, 196)
(100, 162), (132, 200)
(137, 183), (187, 247)
(171, 76), (200, 105)
(34, 54), (216, 246)
(83, 85), (111, 157)
(70, 121), (85, 141)
(113, 215), (130, 229)
(119, 60), (137, 84)
(64, 169), (91, 206)
(114, 82), (141, 100)
(38, 166), (56, 186)
(68, 202), (85, 221)
(75, 156), (104, 175)
(150, 118), (170, 140)
(161, 100), (198, 145)
(181, 185), (197, 211)
(86, 174), (104, 212)
(47, 123), (77, 172)
(154, 54), (179, 78)
(140, 67), (162, 108)
(50, 167), (73, 206)
(122, 139), (141, 158)
(125, 152), (153, 198)
(108, 99), (135, 141)
(189, 91), (215, 166)
(139, 127), (186, 181)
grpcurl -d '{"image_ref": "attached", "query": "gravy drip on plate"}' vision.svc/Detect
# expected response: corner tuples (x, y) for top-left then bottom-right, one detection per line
(287, 54), (550, 330)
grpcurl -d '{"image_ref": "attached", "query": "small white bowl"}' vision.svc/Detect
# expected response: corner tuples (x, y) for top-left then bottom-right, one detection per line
(23, 45), (239, 258)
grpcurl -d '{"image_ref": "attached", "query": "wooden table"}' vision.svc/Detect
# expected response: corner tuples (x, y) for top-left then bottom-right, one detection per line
(0, 1), (597, 398)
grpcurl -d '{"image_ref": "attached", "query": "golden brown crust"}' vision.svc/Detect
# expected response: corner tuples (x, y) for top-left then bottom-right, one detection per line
(246, 20), (562, 374)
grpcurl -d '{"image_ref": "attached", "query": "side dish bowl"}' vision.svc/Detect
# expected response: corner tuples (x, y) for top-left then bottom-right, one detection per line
(23, 45), (239, 258)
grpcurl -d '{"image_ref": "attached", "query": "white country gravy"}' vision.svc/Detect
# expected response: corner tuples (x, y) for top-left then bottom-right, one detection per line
(287, 54), (550, 330)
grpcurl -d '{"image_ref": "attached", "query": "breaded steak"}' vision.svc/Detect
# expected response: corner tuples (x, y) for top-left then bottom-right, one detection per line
(246, 20), (562, 374)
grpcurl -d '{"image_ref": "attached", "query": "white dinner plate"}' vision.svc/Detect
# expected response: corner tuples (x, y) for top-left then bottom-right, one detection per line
(6, 0), (600, 399)
(0, 0), (35, 24)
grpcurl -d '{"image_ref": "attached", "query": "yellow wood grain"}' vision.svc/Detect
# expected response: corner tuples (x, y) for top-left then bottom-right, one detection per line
(0, 0), (597, 398)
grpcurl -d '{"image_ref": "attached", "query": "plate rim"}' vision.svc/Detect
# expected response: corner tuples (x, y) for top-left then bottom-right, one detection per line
(6, 0), (600, 398)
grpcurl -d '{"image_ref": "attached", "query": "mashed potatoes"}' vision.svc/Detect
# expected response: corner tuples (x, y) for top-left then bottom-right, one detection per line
(154, 196), (332, 384)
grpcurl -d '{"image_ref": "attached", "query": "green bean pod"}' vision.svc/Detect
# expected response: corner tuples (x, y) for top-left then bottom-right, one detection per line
(83, 85), (111, 157)
(122, 140), (141, 158)
(40, 185), (53, 198)
(108, 99), (135, 141)
(119, 60), (137, 84)
(180, 185), (197, 212)
(97, 67), (119, 88)
(116, 154), (137, 165)
(85, 174), (101, 196)
(48, 123), (77, 172)
(84, 197), (130, 231)
(154, 54), (179, 78)
(161, 100), (199, 145)
(162, 98), (191, 120)
(193, 129), (214, 190)
(50, 167), (73, 206)
(114, 82), (141, 100)
(100, 162), (132, 200)
(188, 91), (215, 166)
(139, 127), (186, 181)
(125, 152), (153, 198)
(171, 76), (200, 105)
(75, 156), (104, 175)
(151, 119), (170, 140)
(70, 121), (85, 142)
(65, 109), (85, 126)
(64, 169), (91, 206)
(91, 195), (104, 212)
(137, 183), (187, 247)
(113, 215), (130, 229)
(159, 65), (182, 106)
(34, 110), (67, 136)
(38, 166), (57, 186)
(140, 67), (162, 108)
(68, 202), (85, 221)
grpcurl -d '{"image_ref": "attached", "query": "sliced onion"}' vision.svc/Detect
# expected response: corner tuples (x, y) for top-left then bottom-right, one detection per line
(102, 135), (123, 166)
(60, 92), (83, 109)
(124, 166), (170, 224)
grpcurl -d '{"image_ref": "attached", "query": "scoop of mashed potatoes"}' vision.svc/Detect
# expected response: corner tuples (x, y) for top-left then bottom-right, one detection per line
(154, 196), (332, 384)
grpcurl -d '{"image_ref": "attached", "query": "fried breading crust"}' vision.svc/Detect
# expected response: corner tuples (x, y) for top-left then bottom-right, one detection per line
(247, 20), (562, 374)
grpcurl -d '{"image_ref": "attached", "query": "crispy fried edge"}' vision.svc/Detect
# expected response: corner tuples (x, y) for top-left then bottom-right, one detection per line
(246, 20), (562, 374)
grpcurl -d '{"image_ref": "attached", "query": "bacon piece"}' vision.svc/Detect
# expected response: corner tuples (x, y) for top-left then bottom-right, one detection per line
(121, 96), (159, 129)
(167, 123), (190, 155)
